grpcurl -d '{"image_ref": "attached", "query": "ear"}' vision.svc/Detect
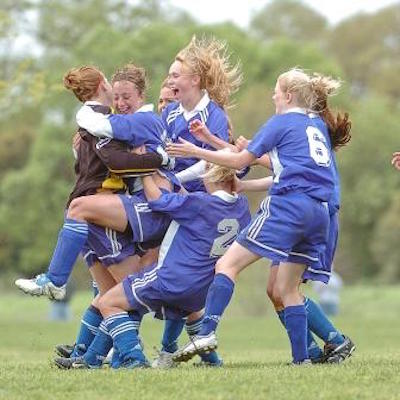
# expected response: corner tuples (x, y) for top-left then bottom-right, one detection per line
(191, 74), (201, 87)
(286, 91), (293, 104)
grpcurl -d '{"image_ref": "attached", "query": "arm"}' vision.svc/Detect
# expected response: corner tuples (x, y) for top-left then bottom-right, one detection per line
(76, 105), (113, 138)
(176, 160), (207, 184)
(94, 138), (163, 174)
(189, 120), (237, 152)
(235, 176), (273, 193)
(235, 135), (271, 169)
(167, 138), (256, 170)
(142, 175), (162, 201)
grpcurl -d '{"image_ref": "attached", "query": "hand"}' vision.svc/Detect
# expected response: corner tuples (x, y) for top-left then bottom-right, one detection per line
(232, 176), (243, 193)
(392, 152), (400, 170)
(166, 138), (200, 158)
(235, 136), (250, 152)
(131, 144), (146, 155)
(189, 119), (212, 144)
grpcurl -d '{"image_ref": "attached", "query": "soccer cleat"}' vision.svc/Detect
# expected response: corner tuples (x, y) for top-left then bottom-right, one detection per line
(193, 358), (224, 368)
(151, 349), (176, 369)
(120, 358), (150, 369)
(103, 348), (114, 365)
(55, 344), (75, 358)
(54, 356), (101, 370)
(15, 274), (66, 301)
(291, 359), (312, 366)
(173, 332), (218, 363)
(324, 335), (356, 364)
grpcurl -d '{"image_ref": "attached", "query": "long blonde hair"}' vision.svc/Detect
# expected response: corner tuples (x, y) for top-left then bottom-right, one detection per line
(202, 162), (236, 184)
(176, 36), (242, 109)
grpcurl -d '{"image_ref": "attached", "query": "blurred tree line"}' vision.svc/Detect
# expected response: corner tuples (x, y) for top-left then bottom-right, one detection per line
(0, 0), (399, 283)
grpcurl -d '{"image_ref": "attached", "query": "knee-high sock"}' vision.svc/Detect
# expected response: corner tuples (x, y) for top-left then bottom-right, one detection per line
(161, 319), (185, 353)
(284, 305), (308, 363)
(304, 297), (344, 345)
(47, 218), (88, 286)
(71, 305), (103, 357)
(199, 273), (235, 336)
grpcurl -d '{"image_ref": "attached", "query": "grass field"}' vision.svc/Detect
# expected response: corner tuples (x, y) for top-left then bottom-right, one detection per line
(1, 284), (400, 400)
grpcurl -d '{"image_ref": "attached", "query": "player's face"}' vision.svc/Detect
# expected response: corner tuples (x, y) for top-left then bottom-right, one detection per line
(167, 60), (197, 102)
(112, 80), (143, 114)
(158, 86), (175, 114)
(272, 80), (289, 115)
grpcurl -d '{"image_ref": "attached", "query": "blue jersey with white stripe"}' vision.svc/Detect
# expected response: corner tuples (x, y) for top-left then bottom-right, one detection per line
(162, 98), (229, 192)
(147, 191), (251, 311)
(107, 110), (180, 193)
(247, 111), (334, 202)
(109, 110), (164, 152)
(309, 114), (340, 214)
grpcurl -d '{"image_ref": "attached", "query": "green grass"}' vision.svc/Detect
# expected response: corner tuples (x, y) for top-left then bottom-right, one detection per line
(1, 285), (400, 400)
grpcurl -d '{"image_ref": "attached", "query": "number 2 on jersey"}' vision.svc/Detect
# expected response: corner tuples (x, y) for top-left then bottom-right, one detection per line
(210, 219), (240, 257)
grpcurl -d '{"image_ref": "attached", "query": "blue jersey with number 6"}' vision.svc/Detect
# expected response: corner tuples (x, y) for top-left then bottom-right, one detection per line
(247, 111), (334, 202)
(146, 190), (251, 311)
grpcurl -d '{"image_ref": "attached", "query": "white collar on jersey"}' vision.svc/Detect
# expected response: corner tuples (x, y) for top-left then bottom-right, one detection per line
(136, 104), (154, 113)
(284, 107), (307, 115)
(212, 190), (238, 203)
(84, 100), (103, 106)
(179, 91), (211, 121)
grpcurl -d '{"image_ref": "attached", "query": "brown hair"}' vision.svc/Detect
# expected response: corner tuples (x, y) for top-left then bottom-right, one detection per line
(111, 63), (147, 96)
(63, 66), (103, 102)
(176, 36), (242, 109)
(310, 74), (352, 150)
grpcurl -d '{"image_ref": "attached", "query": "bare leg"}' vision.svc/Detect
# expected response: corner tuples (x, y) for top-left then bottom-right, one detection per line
(276, 262), (306, 307)
(67, 194), (128, 232)
(108, 255), (141, 283)
(98, 283), (131, 318)
(215, 241), (261, 281)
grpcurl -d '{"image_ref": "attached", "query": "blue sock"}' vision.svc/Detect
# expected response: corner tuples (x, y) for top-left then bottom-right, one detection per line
(285, 305), (308, 363)
(277, 308), (322, 361)
(199, 273), (235, 336)
(105, 312), (146, 364)
(83, 321), (113, 367)
(161, 319), (185, 353)
(47, 218), (88, 286)
(304, 297), (344, 346)
(186, 317), (221, 364)
(111, 347), (122, 369)
(71, 305), (103, 357)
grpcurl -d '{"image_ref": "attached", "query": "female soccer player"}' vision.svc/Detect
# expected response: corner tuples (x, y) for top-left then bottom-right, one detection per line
(15, 64), (175, 300)
(169, 68), (336, 365)
(55, 163), (251, 369)
(162, 36), (242, 192)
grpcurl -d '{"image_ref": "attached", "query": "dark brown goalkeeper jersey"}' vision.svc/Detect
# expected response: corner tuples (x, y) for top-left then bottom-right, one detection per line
(66, 104), (162, 207)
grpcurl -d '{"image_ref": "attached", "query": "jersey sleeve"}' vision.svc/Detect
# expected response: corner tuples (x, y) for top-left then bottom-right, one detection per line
(76, 105), (113, 138)
(204, 109), (229, 149)
(108, 113), (150, 147)
(93, 138), (162, 173)
(247, 116), (282, 158)
(148, 192), (204, 222)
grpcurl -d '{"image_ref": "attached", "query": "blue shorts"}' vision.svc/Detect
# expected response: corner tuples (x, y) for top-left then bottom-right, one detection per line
(119, 191), (171, 244)
(82, 224), (136, 268)
(122, 265), (191, 321)
(237, 193), (329, 276)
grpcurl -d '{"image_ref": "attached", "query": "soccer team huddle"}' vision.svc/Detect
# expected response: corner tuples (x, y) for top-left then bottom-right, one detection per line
(16, 36), (356, 369)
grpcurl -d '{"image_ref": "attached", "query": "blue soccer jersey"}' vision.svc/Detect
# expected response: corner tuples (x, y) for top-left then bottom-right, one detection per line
(162, 93), (229, 192)
(247, 111), (335, 202)
(142, 190), (251, 312)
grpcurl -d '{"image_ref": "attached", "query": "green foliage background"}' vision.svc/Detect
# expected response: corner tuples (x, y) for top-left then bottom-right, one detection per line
(1, 0), (400, 284)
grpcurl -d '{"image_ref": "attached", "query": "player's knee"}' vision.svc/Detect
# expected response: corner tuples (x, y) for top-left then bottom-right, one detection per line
(67, 197), (88, 221)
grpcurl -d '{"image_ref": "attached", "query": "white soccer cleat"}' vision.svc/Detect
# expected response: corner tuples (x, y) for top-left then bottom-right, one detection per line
(151, 349), (176, 369)
(15, 273), (66, 301)
(173, 332), (218, 363)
